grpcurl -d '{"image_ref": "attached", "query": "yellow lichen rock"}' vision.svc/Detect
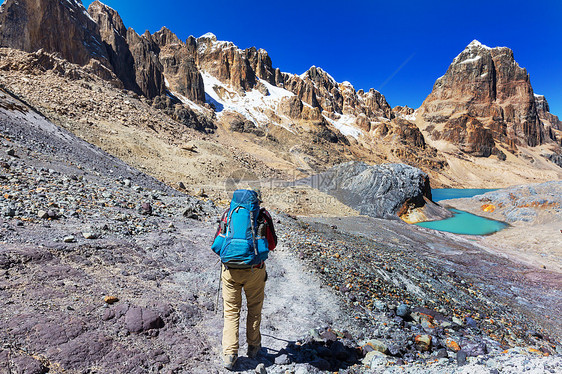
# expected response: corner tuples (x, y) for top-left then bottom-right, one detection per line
(481, 204), (495, 212)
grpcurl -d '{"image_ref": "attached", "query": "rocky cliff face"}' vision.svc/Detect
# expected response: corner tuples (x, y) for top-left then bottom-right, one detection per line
(0, 0), (110, 67)
(535, 94), (562, 143)
(420, 40), (555, 151)
(152, 28), (205, 103)
(87, 0), (140, 95)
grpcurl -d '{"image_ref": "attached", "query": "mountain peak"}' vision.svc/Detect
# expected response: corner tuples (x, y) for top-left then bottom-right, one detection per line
(466, 39), (490, 50)
(199, 32), (217, 42)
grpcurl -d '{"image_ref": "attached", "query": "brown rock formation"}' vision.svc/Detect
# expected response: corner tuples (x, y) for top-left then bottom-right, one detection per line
(0, 0), (110, 67)
(393, 105), (415, 118)
(245, 47), (276, 85)
(281, 66), (393, 123)
(535, 95), (561, 129)
(195, 33), (257, 92)
(152, 27), (204, 103)
(420, 40), (553, 150)
(87, 0), (140, 94)
(277, 96), (303, 119)
(432, 115), (499, 157)
(126, 29), (165, 99)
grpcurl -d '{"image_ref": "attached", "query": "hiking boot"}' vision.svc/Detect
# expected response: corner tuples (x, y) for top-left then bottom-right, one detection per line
(247, 344), (261, 358)
(223, 354), (237, 370)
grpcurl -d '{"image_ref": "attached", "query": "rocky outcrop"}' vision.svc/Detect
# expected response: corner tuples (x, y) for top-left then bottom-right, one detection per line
(0, 0), (110, 67)
(87, 0), (140, 94)
(125, 29), (165, 99)
(306, 161), (450, 220)
(420, 40), (553, 151)
(535, 94), (562, 145)
(195, 33), (257, 92)
(153, 27), (205, 103)
(431, 115), (500, 157)
(393, 105), (415, 118)
(280, 67), (393, 121)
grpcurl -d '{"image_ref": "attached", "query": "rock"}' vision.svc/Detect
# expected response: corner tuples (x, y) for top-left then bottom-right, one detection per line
(320, 329), (337, 342)
(535, 94), (562, 131)
(306, 161), (451, 220)
(362, 350), (387, 367)
(274, 354), (291, 365)
(139, 202), (152, 215)
(177, 181), (186, 190)
(456, 350), (468, 366)
(124, 179), (132, 187)
(396, 303), (411, 318)
(47, 210), (59, 219)
(364, 339), (389, 354)
(104, 296), (119, 304)
(3, 206), (16, 217)
(465, 316), (478, 329)
(63, 235), (76, 243)
(37, 210), (48, 219)
(6, 149), (15, 157)
(0, 0), (111, 68)
(445, 338), (461, 352)
(435, 348), (448, 358)
(452, 317), (464, 326)
(414, 334), (432, 351)
(255, 363), (267, 374)
(82, 231), (99, 239)
(124, 306), (164, 333)
(152, 27), (205, 103)
(464, 342), (487, 357)
(420, 40), (554, 150)
(278, 96), (304, 119)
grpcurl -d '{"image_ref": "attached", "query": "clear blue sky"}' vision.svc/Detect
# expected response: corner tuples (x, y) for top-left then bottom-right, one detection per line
(84, 0), (562, 116)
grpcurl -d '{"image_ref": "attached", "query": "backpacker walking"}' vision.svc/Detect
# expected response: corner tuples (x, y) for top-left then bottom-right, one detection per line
(211, 189), (277, 370)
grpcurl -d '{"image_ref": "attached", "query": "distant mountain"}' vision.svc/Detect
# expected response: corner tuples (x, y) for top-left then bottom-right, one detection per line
(0, 0), (560, 188)
(418, 40), (561, 154)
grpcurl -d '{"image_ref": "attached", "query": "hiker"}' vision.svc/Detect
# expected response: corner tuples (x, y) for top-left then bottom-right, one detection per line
(211, 189), (277, 370)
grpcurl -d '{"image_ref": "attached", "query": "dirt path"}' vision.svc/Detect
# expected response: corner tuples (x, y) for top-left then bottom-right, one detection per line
(197, 242), (361, 373)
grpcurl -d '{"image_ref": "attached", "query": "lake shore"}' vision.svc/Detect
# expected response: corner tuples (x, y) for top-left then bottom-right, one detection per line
(441, 182), (562, 275)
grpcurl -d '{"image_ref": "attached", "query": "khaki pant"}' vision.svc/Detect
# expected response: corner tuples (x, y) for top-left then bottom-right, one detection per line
(221, 264), (266, 355)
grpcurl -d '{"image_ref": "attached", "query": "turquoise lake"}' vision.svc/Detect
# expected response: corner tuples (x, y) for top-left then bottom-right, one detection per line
(416, 189), (508, 235)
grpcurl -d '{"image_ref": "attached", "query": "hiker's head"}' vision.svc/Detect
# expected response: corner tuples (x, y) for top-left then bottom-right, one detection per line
(251, 188), (262, 203)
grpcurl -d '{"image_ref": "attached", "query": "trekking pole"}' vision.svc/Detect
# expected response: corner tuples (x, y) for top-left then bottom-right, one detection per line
(216, 263), (222, 315)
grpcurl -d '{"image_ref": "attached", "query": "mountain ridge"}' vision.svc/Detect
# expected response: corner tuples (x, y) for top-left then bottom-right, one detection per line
(0, 0), (560, 190)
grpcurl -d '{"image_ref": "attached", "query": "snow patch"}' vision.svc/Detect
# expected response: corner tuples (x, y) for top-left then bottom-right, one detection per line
(200, 72), (295, 130)
(404, 110), (417, 122)
(459, 55), (482, 65)
(199, 32), (217, 40)
(63, 0), (95, 23)
(467, 40), (491, 50)
(323, 115), (363, 140)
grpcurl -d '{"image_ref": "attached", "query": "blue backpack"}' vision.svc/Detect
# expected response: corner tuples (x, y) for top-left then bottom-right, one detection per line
(211, 189), (269, 267)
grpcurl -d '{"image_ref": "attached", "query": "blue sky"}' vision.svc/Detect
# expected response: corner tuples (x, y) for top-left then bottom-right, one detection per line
(83, 0), (562, 116)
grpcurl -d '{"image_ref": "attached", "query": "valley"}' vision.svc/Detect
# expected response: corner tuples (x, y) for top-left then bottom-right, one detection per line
(0, 0), (561, 373)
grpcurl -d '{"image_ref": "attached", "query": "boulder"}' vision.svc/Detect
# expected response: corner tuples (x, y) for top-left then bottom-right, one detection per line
(306, 161), (450, 220)
(124, 306), (164, 333)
